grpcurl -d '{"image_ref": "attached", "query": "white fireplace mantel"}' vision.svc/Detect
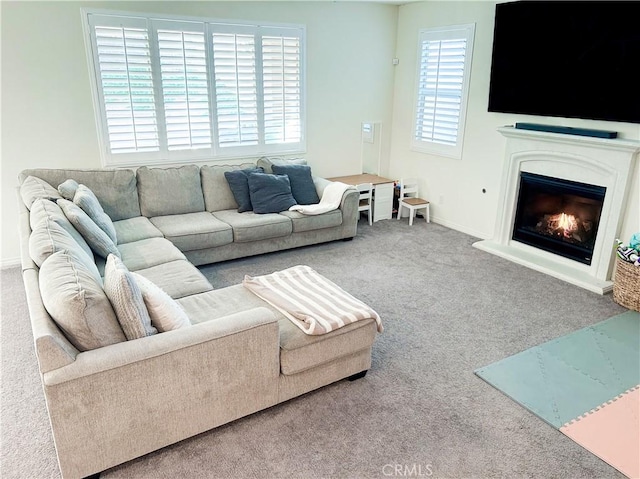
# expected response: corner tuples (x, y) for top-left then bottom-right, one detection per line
(474, 126), (640, 294)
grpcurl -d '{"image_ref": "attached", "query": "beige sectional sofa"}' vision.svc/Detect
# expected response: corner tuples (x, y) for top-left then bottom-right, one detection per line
(17, 160), (379, 479)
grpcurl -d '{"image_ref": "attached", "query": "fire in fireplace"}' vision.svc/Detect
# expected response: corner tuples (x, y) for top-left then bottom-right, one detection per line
(512, 172), (606, 265)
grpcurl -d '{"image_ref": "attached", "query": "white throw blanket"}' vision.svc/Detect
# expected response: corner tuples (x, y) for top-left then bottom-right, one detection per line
(288, 181), (352, 215)
(243, 265), (383, 335)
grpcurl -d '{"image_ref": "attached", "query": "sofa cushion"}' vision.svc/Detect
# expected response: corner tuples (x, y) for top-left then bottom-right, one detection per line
(224, 167), (264, 212)
(117, 237), (186, 271)
(137, 165), (205, 217)
(29, 218), (97, 274)
(39, 250), (125, 351)
(279, 209), (343, 233)
(278, 317), (377, 375)
(134, 259), (213, 299)
(30, 199), (93, 260)
(149, 212), (233, 252)
(73, 184), (118, 244)
(57, 178), (79, 200)
(200, 163), (257, 212)
(104, 254), (157, 340)
(272, 164), (320, 205)
(212, 210), (292, 243)
(177, 284), (376, 375)
(247, 172), (297, 214)
(20, 176), (62, 209)
(57, 199), (120, 259)
(257, 157), (307, 174)
(112, 216), (164, 245)
(131, 272), (191, 332)
(19, 168), (141, 220)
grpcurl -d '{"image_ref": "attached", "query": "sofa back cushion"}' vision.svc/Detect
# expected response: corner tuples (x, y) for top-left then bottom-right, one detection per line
(137, 165), (204, 217)
(39, 250), (126, 351)
(257, 157), (307, 174)
(19, 169), (141, 220)
(201, 163), (256, 212)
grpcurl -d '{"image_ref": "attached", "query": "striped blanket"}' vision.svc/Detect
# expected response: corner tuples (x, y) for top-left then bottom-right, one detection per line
(242, 265), (383, 335)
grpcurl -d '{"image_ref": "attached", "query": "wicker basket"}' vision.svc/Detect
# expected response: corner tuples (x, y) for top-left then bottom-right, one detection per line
(613, 256), (640, 311)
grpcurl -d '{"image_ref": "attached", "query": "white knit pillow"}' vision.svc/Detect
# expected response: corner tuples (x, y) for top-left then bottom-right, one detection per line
(104, 254), (157, 340)
(131, 272), (191, 332)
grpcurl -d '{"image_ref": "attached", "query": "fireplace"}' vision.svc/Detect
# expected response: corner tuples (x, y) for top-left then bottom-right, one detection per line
(512, 173), (606, 265)
(473, 126), (639, 294)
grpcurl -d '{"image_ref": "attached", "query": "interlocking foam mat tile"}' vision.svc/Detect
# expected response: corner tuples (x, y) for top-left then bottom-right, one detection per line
(475, 311), (640, 477)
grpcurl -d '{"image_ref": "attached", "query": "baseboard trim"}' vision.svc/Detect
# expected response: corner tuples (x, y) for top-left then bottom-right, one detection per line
(1, 257), (21, 270)
(430, 216), (490, 241)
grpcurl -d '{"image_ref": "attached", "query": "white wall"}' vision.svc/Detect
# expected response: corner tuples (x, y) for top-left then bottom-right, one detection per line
(389, 1), (640, 242)
(0, 1), (398, 265)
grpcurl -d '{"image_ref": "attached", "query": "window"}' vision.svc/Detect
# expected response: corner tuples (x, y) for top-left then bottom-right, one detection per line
(84, 11), (305, 166)
(412, 24), (475, 159)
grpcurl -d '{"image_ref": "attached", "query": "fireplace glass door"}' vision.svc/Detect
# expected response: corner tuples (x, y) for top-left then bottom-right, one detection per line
(512, 172), (606, 265)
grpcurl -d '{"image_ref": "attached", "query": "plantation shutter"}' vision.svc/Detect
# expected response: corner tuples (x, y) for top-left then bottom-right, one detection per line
(89, 15), (159, 155)
(262, 31), (302, 144)
(415, 38), (467, 146)
(156, 22), (212, 151)
(413, 24), (475, 159)
(211, 26), (259, 148)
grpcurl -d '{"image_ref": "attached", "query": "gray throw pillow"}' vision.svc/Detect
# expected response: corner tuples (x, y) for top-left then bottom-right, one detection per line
(30, 198), (94, 261)
(29, 218), (99, 280)
(20, 176), (62, 210)
(74, 184), (117, 244)
(224, 167), (264, 212)
(247, 172), (297, 214)
(39, 250), (126, 351)
(58, 179), (79, 201)
(104, 254), (157, 340)
(57, 199), (120, 259)
(272, 164), (320, 205)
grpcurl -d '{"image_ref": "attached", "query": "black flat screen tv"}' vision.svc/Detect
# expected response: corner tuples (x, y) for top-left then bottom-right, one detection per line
(488, 1), (640, 124)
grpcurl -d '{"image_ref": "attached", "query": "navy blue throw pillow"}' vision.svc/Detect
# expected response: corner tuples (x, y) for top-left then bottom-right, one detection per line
(271, 164), (320, 205)
(247, 172), (297, 214)
(224, 167), (264, 213)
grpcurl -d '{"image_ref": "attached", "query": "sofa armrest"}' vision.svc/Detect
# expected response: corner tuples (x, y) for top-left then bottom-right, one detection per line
(43, 307), (278, 385)
(41, 307), (280, 478)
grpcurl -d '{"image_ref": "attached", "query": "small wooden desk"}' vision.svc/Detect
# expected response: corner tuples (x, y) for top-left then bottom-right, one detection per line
(328, 174), (395, 222)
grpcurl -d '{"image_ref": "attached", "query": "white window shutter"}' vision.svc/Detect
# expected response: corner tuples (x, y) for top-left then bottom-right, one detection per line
(91, 18), (159, 155)
(413, 24), (475, 159)
(211, 31), (258, 148)
(262, 34), (302, 145)
(416, 39), (466, 146)
(157, 26), (211, 151)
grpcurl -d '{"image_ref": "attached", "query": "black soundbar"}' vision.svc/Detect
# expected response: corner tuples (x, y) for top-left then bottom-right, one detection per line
(514, 122), (617, 139)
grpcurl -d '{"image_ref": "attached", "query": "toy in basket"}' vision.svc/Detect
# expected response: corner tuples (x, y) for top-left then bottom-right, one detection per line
(613, 234), (640, 312)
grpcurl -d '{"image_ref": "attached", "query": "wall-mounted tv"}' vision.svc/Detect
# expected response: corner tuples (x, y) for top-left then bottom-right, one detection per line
(488, 1), (640, 124)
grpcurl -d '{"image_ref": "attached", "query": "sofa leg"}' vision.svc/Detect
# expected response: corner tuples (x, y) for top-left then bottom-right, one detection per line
(342, 237), (354, 242)
(347, 370), (367, 381)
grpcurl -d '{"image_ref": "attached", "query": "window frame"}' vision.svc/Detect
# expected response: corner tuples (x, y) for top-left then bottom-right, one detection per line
(411, 23), (475, 160)
(81, 8), (306, 167)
